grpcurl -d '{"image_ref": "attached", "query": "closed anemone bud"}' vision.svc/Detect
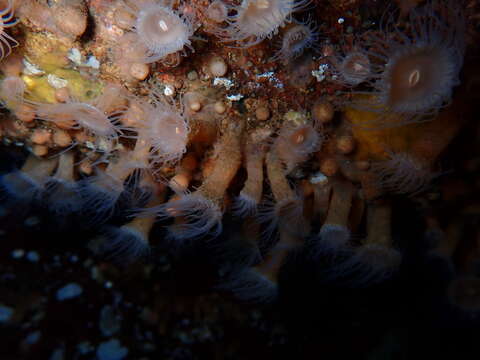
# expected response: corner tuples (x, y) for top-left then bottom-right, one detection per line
(206, 0), (228, 23)
(271, 17), (320, 63)
(52, 0), (88, 38)
(312, 100), (334, 124)
(208, 56), (228, 77)
(183, 91), (205, 115)
(127, 1), (195, 63)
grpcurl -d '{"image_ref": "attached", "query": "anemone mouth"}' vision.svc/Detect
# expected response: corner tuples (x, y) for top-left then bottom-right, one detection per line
(384, 46), (456, 114)
(287, 125), (321, 155)
(136, 5), (192, 60)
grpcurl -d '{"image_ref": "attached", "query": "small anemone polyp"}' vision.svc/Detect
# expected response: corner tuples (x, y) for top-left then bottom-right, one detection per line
(271, 18), (320, 63)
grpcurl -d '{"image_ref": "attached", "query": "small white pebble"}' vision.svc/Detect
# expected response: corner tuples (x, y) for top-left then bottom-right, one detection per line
(310, 172), (329, 185)
(49, 347), (64, 360)
(24, 331), (42, 345)
(26, 251), (40, 262)
(0, 304), (14, 323)
(56, 283), (83, 301)
(67, 48), (83, 65)
(47, 74), (68, 89)
(163, 85), (175, 96)
(77, 341), (94, 355)
(96, 339), (128, 360)
(0, 205), (9, 217)
(226, 94), (243, 101)
(11, 249), (25, 259)
(23, 59), (45, 75)
(85, 56), (100, 69)
(213, 77), (234, 90)
(24, 216), (40, 227)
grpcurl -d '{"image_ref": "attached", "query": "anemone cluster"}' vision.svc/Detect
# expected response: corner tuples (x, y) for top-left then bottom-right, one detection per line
(0, 0), (473, 303)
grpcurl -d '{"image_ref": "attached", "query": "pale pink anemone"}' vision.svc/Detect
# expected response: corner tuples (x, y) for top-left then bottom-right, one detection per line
(120, 0), (195, 63)
(345, 0), (466, 128)
(370, 150), (438, 195)
(210, 0), (312, 47)
(132, 92), (190, 166)
(24, 84), (133, 147)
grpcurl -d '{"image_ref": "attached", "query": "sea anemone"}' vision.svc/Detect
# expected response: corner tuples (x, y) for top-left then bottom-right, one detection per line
(95, 179), (166, 264)
(259, 149), (307, 239)
(118, 0), (195, 63)
(79, 138), (152, 224)
(313, 179), (355, 256)
(274, 113), (322, 174)
(348, 0), (466, 127)
(331, 50), (372, 86)
(132, 92), (190, 165)
(270, 17), (320, 63)
(0, 154), (58, 207)
(212, 0), (311, 47)
(335, 201), (402, 286)
(140, 120), (244, 241)
(0, 0), (18, 61)
(44, 151), (82, 218)
(0, 75), (25, 109)
(371, 150), (436, 195)
(25, 84), (132, 143)
(232, 130), (270, 218)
